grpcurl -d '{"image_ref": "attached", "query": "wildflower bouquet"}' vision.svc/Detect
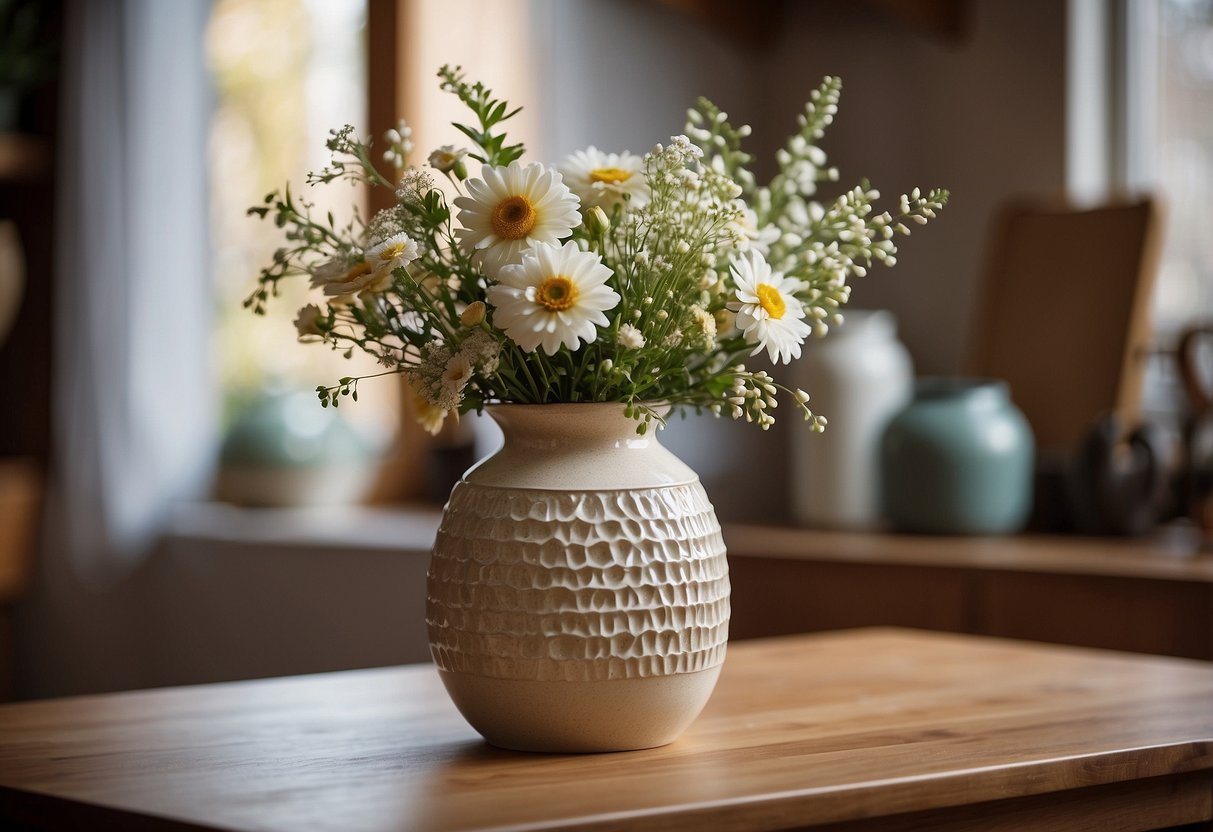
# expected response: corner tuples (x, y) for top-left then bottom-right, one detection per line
(246, 66), (947, 435)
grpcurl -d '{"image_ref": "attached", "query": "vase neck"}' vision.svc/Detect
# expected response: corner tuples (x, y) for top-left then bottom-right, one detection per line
(487, 403), (651, 448)
(462, 403), (697, 491)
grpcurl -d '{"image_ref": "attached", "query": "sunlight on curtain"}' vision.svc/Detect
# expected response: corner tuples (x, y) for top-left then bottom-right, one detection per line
(54, 0), (215, 577)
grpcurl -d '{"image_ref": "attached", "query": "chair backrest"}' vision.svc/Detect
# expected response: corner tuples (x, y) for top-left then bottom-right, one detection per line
(970, 198), (1162, 453)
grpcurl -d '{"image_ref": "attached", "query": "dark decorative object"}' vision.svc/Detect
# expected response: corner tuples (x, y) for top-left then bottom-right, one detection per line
(1066, 413), (1171, 536)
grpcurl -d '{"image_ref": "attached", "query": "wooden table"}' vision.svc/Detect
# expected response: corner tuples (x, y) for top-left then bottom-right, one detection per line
(2, 629), (1212, 831)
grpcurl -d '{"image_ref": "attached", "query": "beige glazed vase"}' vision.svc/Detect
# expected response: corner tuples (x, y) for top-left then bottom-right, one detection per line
(426, 403), (731, 752)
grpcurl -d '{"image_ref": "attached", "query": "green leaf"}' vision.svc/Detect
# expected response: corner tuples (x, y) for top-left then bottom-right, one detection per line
(452, 122), (484, 146)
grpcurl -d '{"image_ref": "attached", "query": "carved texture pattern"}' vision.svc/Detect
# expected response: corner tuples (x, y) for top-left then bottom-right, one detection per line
(427, 481), (730, 682)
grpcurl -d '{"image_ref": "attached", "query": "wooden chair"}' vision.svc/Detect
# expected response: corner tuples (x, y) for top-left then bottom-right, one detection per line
(970, 198), (1162, 453)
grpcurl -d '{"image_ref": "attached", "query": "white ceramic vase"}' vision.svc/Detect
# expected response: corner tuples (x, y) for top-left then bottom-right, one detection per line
(791, 310), (913, 529)
(426, 403), (730, 753)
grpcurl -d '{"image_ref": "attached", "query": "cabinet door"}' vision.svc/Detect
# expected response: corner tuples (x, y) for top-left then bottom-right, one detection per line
(977, 571), (1212, 660)
(728, 557), (972, 640)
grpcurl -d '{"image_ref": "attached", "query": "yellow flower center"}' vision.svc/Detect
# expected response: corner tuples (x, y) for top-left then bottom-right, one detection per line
(756, 283), (786, 320)
(491, 195), (537, 240)
(379, 242), (408, 261)
(536, 276), (578, 312)
(589, 167), (632, 185)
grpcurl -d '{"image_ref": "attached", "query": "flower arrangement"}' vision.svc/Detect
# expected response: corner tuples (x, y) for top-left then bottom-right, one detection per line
(246, 66), (947, 435)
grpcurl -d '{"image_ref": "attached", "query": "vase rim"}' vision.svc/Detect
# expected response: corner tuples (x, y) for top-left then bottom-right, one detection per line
(484, 401), (671, 415)
(912, 377), (1009, 400)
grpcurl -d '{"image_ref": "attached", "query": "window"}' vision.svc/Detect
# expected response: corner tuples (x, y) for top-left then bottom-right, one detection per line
(206, 0), (398, 444)
(1097, 0), (1213, 426)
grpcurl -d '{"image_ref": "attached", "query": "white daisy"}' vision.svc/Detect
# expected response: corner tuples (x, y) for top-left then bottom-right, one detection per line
(559, 146), (650, 211)
(453, 161), (581, 278)
(727, 249), (812, 364)
(486, 241), (620, 355)
(428, 145), (468, 176)
(361, 232), (420, 292)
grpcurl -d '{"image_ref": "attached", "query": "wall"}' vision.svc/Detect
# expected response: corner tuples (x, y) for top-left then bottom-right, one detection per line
(533, 0), (757, 159)
(757, 1), (1068, 375)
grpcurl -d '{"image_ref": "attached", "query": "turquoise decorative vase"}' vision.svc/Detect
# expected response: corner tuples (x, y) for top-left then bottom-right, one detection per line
(880, 379), (1034, 534)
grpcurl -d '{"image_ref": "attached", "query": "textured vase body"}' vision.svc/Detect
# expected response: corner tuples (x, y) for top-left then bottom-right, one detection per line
(880, 379), (1034, 534)
(791, 310), (913, 529)
(426, 404), (730, 752)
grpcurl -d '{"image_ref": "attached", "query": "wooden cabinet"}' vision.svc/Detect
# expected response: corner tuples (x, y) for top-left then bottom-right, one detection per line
(726, 525), (1213, 660)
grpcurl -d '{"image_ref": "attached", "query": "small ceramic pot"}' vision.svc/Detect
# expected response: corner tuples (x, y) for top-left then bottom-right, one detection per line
(880, 378), (1034, 534)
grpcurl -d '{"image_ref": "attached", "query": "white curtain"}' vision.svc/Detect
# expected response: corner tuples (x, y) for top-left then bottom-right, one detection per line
(54, 0), (216, 580)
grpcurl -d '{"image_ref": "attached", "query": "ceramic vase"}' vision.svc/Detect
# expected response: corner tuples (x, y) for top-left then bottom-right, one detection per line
(791, 310), (913, 529)
(426, 403), (730, 753)
(880, 378), (1034, 534)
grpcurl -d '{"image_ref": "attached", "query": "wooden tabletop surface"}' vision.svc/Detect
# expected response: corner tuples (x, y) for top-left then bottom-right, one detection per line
(2, 628), (1212, 831)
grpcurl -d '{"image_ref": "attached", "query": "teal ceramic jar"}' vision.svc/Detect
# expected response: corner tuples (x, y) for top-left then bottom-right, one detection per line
(880, 379), (1034, 534)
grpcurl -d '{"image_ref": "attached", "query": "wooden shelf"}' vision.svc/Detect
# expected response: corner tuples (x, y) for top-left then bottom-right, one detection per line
(724, 524), (1213, 660)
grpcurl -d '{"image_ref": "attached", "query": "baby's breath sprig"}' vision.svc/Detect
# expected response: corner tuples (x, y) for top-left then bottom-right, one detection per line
(726, 368), (827, 432)
(306, 125), (394, 191)
(765, 75), (842, 207)
(685, 77), (948, 341)
(895, 187), (950, 233)
(243, 185), (360, 314)
(685, 98), (755, 192)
